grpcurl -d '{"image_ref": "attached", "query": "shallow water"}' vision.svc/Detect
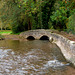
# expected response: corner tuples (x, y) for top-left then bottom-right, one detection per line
(0, 40), (75, 75)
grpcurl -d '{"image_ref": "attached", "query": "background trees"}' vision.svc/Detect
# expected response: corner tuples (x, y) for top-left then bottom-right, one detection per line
(50, 0), (75, 30)
(0, 0), (75, 33)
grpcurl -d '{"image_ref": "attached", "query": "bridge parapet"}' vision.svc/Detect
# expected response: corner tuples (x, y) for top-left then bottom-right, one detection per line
(20, 29), (49, 39)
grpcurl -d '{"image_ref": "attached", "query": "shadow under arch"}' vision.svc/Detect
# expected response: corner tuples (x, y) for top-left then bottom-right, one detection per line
(40, 35), (49, 40)
(27, 36), (35, 40)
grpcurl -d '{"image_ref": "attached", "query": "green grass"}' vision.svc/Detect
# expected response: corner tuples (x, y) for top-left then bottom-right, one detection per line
(0, 30), (21, 35)
(0, 30), (12, 35)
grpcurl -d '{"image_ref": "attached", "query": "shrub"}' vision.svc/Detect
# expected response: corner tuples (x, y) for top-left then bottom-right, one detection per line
(66, 13), (75, 34)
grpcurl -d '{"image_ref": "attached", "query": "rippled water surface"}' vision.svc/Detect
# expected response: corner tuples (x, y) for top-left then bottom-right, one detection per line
(0, 40), (75, 75)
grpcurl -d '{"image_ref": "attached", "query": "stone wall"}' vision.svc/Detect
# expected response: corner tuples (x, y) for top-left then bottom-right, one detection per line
(50, 33), (75, 66)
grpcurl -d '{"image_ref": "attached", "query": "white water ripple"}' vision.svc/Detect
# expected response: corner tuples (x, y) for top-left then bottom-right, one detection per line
(44, 59), (70, 68)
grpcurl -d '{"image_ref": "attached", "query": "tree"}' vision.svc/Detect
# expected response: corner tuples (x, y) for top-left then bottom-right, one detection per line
(50, 0), (75, 30)
(42, 0), (56, 29)
(0, 0), (56, 33)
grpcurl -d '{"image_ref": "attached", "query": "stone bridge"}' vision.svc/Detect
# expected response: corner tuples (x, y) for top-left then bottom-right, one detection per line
(20, 29), (54, 41)
(20, 29), (75, 67)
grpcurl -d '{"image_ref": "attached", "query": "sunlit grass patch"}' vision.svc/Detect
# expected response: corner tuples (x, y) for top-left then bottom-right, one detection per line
(0, 30), (12, 35)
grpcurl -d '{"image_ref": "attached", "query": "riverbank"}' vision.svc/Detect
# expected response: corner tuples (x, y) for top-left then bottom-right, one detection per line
(4, 34), (28, 41)
(2, 30), (75, 41)
(53, 30), (75, 41)
(4, 35), (20, 40)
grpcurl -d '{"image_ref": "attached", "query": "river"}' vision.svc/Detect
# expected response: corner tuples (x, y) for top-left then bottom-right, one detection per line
(0, 40), (75, 75)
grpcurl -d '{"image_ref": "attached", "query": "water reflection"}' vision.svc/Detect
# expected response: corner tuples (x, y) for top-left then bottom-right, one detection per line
(0, 40), (75, 75)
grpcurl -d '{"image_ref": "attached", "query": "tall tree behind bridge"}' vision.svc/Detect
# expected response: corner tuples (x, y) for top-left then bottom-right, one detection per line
(0, 0), (56, 33)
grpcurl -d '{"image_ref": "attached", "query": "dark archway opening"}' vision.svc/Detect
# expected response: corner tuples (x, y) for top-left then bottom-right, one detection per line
(40, 35), (49, 40)
(27, 36), (35, 40)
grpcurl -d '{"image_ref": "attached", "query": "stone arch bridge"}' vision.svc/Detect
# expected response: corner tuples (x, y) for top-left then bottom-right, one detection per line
(20, 29), (75, 66)
(20, 29), (53, 41)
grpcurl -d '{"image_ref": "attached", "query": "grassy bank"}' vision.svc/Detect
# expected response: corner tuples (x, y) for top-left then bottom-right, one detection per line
(0, 30), (21, 40)
(0, 30), (22, 35)
(0, 30), (12, 35)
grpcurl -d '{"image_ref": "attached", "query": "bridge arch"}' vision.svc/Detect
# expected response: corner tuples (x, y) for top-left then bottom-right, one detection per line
(27, 36), (35, 40)
(40, 35), (49, 40)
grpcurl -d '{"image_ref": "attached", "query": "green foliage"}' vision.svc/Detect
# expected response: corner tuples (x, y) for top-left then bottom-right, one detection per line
(50, 0), (75, 30)
(0, 30), (12, 34)
(0, 0), (75, 33)
(42, 0), (56, 29)
(66, 13), (75, 34)
(0, 0), (56, 33)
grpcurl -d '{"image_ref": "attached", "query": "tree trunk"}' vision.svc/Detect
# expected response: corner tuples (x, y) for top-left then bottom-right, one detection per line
(40, 0), (42, 29)
(28, 18), (32, 30)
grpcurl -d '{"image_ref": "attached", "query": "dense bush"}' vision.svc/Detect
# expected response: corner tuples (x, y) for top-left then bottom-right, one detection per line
(0, 0), (56, 33)
(50, 0), (75, 31)
(66, 13), (75, 34)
